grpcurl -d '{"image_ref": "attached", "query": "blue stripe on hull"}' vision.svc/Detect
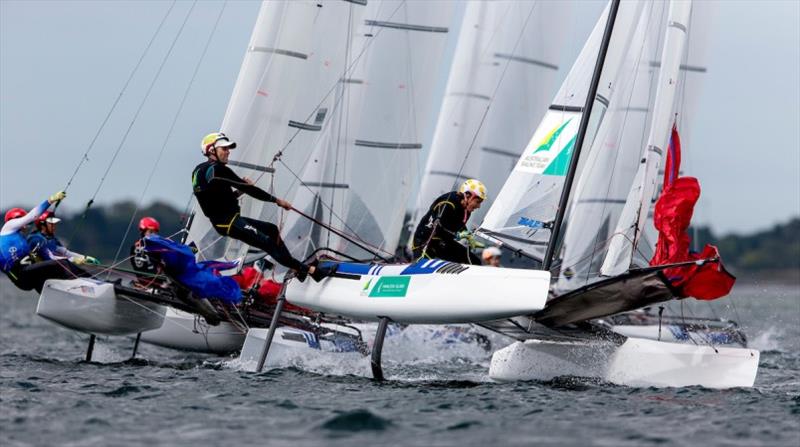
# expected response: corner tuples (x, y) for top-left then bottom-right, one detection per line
(327, 259), (459, 276)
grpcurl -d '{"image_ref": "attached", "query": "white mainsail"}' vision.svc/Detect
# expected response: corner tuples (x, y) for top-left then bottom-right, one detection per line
(186, 0), (367, 260)
(414, 1), (572, 227)
(282, 0), (459, 261)
(551, 0), (675, 290)
(600, 0), (694, 276)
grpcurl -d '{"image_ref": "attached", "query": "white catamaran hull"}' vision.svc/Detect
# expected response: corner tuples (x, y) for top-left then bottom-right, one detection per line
(288, 260), (550, 324)
(140, 308), (246, 354)
(236, 326), (364, 371)
(489, 337), (760, 389)
(36, 278), (167, 336)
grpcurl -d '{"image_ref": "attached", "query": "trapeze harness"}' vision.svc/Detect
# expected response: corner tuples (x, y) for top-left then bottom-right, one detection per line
(0, 201), (87, 292)
(412, 191), (481, 265)
(191, 160), (307, 273)
(28, 231), (82, 262)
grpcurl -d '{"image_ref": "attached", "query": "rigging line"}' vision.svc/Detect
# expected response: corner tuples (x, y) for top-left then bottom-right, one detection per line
(411, 1), (513, 225)
(549, 229), (634, 280)
(449, 1), (536, 194)
(259, 0), (408, 174)
(543, 0), (621, 272)
(67, 1), (199, 243)
(110, 1), (229, 266)
(290, 206), (391, 261)
(277, 159), (393, 258)
(60, 0), (178, 197)
(420, 2), (538, 257)
(88, 1), (198, 201)
(422, 1), (539, 257)
(583, 1), (665, 284)
(238, 2), (408, 252)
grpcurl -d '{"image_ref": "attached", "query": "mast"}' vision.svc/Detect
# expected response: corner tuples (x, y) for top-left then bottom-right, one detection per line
(541, 0), (620, 272)
(600, 0), (693, 276)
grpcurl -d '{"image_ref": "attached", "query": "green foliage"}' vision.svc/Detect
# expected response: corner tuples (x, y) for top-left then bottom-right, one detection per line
(690, 217), (800, 272)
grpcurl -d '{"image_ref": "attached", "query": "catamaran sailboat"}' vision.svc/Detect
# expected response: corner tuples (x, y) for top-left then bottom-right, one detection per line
(281, 0), (759, 388)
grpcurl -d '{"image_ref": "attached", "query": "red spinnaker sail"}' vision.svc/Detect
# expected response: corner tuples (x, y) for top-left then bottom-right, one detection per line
(650, 125), (735, 300)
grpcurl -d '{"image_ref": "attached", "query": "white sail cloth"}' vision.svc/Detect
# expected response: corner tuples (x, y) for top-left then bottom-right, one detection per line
(600, 0), (693, 277)
(187, 0), (368, 262)
(414, 1), (572, 228)
(282, 1), (459, 262)
(477, 3), (614, 259)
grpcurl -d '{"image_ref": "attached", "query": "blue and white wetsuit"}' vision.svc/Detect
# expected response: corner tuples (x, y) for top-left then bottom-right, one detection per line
(0, 200), (49, 273)
(0, 200), (87, 292)
(28, 231), (82, 262)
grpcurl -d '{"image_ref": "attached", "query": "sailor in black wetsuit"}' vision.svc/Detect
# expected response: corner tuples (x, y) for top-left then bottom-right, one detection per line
(192, 132), (334, 282)
(130, 217), (162, 277)
(412, 179), (487, 265)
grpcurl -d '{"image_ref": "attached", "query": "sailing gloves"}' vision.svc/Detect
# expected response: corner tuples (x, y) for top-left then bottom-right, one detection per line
(49, 191), (67, 204)
(457, 230), (485, 249)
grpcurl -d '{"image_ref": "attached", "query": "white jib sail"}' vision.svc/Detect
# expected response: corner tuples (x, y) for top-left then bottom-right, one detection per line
(476, 3), (613, 259)
(600, 0), (693, 277)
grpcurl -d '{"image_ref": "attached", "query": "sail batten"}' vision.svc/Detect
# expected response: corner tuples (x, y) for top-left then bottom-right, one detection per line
(416, 0), (579, 232)
(364, 20), (448, 33)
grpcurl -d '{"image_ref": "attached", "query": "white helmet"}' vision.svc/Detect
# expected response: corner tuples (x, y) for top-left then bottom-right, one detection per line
(459, 179), (487, 201)
(482, 246), (502, 261)
(201, 132), (236, 156)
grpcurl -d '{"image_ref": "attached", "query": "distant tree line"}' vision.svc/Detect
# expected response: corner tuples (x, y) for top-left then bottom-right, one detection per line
(691, 217), (800, 273)
(7, 201), (798, 273)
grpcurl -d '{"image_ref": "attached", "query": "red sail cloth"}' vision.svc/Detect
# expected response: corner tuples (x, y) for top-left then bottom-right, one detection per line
(649, 127), (735, 300)
(232, 267), (311, 313)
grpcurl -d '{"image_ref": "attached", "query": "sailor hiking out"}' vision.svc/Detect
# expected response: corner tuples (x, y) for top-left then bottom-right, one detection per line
(130, 217), (162, 277)
(0, 192), (90, 292)
(192, 132), (335, 282)
(412, 179), (486, 265)
(28, 211), (98, 265)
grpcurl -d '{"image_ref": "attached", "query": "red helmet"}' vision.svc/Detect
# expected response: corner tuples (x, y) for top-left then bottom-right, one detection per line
(35, 211), (52, 227)
(4, 208), (26, 223)
(138, 217), (160, 233)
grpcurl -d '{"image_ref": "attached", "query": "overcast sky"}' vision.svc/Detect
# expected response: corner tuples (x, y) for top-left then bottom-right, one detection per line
(1, 0), (798, 235)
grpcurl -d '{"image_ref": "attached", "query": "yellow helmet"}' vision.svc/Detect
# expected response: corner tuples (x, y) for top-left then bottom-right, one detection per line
(459, 179), (487, 200)
(201, 132), (236, 156)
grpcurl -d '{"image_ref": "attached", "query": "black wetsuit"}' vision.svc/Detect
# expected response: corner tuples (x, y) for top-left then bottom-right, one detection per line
(191, 160), (307, 273)
(411, 191), (481, 265)
(7, 260), (89, 293)
(130, 237), (161, 277)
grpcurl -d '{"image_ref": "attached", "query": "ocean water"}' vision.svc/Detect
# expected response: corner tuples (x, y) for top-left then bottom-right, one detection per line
(1, 279), (798, 446)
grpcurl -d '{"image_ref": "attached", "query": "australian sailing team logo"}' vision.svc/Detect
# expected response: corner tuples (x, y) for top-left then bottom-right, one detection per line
(516, 111), (580, 176)
(362, 276), (411, 298)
